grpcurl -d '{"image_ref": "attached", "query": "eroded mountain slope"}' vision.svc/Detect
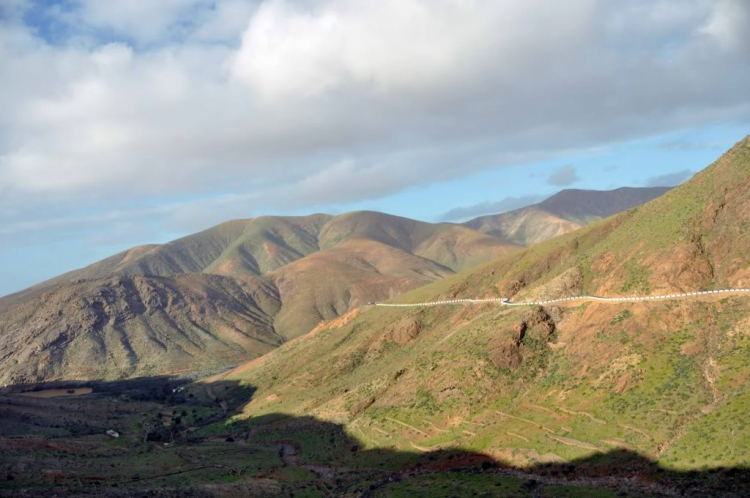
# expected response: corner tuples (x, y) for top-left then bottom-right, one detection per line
(0, 274), (283, 385)
(0, 212), (519, 384)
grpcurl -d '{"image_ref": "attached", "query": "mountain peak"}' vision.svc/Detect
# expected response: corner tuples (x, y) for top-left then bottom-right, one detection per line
(537, 186), (673, 221)
(462, 186), (670, 246)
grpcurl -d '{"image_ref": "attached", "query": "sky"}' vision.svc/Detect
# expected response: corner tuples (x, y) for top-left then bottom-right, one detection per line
(0, 0), (748, 297)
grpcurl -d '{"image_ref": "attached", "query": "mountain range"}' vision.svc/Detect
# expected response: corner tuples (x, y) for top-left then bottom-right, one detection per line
(0, 186), (671, 385)
(0, 138), (746, 496)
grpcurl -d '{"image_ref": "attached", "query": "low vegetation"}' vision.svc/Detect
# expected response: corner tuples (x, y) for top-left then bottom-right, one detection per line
(207, 137), (750, 495)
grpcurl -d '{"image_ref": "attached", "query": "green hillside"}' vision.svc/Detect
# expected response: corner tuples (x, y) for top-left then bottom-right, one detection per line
(210, 137), (750, 484)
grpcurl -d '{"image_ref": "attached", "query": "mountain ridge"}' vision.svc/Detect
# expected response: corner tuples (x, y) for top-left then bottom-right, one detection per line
(462, 186), (672, 245)
(537, 186), (675, 222)
(0, 183), (677, 384)
(0, 211), (518, 384)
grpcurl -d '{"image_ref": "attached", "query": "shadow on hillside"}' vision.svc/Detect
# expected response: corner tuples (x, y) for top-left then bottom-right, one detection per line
(0, 375), (256, 439)
(222, 411), (750, 497)
(0, 375), (256, 403)
(1, 376), (748, 496)
(1, 375), (193, 397)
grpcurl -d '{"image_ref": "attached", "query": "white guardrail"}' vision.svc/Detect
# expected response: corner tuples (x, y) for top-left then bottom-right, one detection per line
(373, 288), (750, 308)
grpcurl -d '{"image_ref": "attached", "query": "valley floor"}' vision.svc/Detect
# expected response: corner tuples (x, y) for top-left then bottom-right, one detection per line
(1, 376), (748, 497)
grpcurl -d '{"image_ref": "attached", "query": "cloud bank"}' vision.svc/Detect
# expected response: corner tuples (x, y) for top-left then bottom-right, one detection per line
(0, 0), (749, 238)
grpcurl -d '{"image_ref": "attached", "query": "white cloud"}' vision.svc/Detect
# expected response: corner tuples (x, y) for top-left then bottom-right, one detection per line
(230, 0), (605, 101)
(233, 0), (496, 98)
(0, 0), (749, 240)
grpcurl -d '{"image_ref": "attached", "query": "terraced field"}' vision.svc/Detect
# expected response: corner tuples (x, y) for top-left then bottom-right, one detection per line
(0, 378), (677, 497)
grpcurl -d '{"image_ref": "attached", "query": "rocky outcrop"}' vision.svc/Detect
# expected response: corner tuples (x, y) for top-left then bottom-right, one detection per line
(488, 308), (556, 371)
(384, 318), (423, 345)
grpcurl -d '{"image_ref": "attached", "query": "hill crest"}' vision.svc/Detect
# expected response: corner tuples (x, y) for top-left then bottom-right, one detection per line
(462, 186), (672, 245)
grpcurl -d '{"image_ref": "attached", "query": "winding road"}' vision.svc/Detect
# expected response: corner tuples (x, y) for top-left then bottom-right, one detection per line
(374, 288), (750, 308)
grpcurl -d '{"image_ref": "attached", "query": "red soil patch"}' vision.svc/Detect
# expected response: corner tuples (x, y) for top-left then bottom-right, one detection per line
(307, 308), (361, 338)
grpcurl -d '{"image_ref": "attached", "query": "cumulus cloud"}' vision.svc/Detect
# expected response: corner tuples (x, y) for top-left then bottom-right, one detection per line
(0, 0), (749, 242)
(441, 195), (544, 222)
(231, 0), (537, 99)
(547, 165), (580, 186)
(645, 169), (694, 187)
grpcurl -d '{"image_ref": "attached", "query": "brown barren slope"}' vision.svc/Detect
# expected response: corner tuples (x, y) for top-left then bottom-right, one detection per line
(0, 274), (283, 385)
(0, 212), (518, 384)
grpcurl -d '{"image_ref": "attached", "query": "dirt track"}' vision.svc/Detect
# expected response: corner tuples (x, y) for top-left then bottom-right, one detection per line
(375, 288), (750, 308)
